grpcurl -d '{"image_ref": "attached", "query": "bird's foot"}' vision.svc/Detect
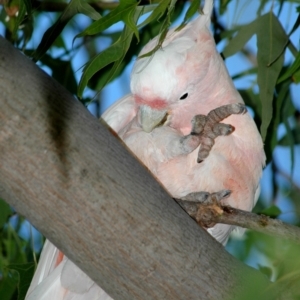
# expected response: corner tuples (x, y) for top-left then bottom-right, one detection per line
(176, 190), (231, 228)
(191, 103), (247, 163)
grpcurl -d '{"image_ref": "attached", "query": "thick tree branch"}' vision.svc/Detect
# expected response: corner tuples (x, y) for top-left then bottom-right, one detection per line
(0, 36), (290, 299)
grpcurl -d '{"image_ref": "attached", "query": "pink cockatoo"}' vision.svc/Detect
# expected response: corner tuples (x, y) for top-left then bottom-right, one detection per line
(26, 0), (265, 299)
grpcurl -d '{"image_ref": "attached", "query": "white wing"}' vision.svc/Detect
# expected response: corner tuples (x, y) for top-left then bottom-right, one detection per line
(101, 94), (136, 133)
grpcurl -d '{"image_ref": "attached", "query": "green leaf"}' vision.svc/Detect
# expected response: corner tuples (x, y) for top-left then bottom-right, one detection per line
(263, 81), (289, 163)
(257, 264), (273, 280)
(32, 0), (81, 62)
(281, 92), (296, 174)
(222, 21), (257, 58)
(0, 199), (12, 228)
(232, 67), (257, 81)
(260, 205), (282, 218)
(137, 1), (171, 29)
(78, 43), (124, 97)
(139, 0), (178, 59)
(257, 12), (286, 141)
(292, 68), (300, 83)
(278, 124), (300, 146)
(135, 3), (158, 18)
(182, 0), (200, 24)
(40, 54), (78, 94)
(77, 0), (140, 40)
(77, 0), (101, 20)
(277, 51), (300, 84)
(238, 89), (261, 128)
(7, 263), (35, 300)
(78, 5), (146, 96)
(78, 27), (133, 97)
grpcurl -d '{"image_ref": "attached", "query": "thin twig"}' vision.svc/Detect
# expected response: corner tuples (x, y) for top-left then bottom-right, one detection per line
(176, 199), (300, 244)
(31, 0), (119, 12)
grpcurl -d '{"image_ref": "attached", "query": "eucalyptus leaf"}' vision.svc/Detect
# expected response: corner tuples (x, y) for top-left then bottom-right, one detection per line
(40, 55), (78, 94)
(222, 19), (257, 58)
(78, 43), (124, 98)
(78, 28), (133, 97)
(260, 205), (282, 218)
(277, 51), (300, 84)
(182, 0), (200, 24)
(263, 81), (289, 163)
(77, 0), (139, 40)
(257, 13), (286, 141)
(238, 89), (261, 128)
(292, 68), (300, 83)
(77, 0), (101, 20)
(137, 1), (171, 29)
(32, 0), (82, 62)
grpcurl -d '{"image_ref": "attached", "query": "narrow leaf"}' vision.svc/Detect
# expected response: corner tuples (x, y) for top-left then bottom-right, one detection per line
(78, 4), (143, 97)
(78, 29), (133, 97)
(283, 119), (295, 175)
(222, 20), (257, 58)
(77, 0), (139, 37)
(260, 205), (282, 218)
(78, 44), (124, 97)
(95, 27), (134, 92)
(77, 0), (101, 20)
(263, 81), (289, 163)
(137, 1), (170, 29)
(40, 55), (78, 94)
(182, 0), (200, 24)
(257, 12), (287, 141)
(277, 51), (300, 84)
(32, 0), (80, 61)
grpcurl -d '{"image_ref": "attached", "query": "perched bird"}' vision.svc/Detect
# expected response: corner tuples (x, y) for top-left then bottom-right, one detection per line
(26, 0), (265, 299)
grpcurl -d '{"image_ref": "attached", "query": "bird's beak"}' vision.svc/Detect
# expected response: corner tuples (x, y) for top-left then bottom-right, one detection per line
(139, 105), (168, 133)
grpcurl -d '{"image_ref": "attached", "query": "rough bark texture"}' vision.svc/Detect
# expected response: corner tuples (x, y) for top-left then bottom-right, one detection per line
(0, 36), (274, 299)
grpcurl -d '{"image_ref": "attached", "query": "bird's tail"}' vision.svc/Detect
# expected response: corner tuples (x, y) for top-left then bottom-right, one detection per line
(25, 240), (66, 300)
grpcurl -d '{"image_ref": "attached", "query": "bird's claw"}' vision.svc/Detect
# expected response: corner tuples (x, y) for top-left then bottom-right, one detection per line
(176, 189), (231, 228)
(179, 189), (231, 204)
(191, 103), (247, 163)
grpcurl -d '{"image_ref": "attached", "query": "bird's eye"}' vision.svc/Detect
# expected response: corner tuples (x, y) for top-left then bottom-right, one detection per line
(180, 93), (188, 100)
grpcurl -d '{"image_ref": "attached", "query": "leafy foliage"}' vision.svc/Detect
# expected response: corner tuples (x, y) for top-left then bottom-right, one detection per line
(0, 200), (36, 300)
(0, 0), (299, 298)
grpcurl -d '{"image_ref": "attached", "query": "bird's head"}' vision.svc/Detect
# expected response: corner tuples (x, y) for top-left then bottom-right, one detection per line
(130, 16), (214, 133)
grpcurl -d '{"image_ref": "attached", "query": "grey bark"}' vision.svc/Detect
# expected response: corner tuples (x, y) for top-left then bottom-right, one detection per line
(0, 35), (280, 299)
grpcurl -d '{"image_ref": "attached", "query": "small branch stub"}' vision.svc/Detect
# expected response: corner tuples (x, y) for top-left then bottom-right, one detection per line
(176, 198), (300, 245)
